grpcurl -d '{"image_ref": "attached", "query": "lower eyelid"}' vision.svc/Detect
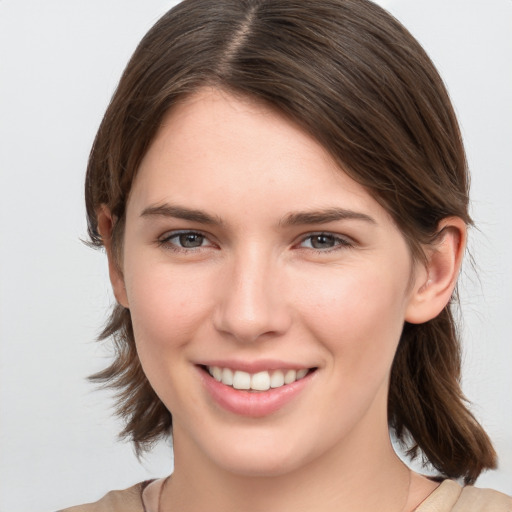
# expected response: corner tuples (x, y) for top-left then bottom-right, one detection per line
(158, 231), (209, 248)
(157, 231), (353, 251)
(299, 234), (353, 249)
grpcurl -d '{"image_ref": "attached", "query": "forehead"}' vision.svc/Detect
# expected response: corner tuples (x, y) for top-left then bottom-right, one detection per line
(128, 87), (388, 225)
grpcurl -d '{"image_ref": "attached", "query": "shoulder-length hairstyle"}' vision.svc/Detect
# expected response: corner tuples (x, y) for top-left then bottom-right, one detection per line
(85, 0), (496, 484)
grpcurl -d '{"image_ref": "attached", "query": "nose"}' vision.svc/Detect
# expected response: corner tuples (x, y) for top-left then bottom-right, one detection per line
(213, 250), (291, 343)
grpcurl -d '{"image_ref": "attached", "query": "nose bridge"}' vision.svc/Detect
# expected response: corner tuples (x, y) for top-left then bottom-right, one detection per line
(214, 243), (289, 342)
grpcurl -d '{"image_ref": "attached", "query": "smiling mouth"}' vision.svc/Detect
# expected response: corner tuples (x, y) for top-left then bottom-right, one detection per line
(202, 365), (316, 392)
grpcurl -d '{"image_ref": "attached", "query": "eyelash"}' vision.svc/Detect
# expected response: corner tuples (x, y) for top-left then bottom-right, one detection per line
(157, 231), (354, 253)
(297, 232), (354, 252)
(157, 230), (213, 253)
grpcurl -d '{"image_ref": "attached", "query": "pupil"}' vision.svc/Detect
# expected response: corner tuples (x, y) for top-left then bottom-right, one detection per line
(179, 233), (203, 248)
(312, 235), (334, 249)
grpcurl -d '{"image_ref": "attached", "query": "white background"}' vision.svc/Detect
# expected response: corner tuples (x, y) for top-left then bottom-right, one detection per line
(0, 1), (511, 510)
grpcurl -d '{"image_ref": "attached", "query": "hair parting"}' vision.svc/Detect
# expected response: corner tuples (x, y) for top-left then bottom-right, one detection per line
(86, 0), (496, 482)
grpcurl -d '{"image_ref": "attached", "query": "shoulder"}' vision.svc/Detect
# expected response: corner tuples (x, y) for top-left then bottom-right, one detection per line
(57, 481), (147, 512)
(417, 479), (512, 512)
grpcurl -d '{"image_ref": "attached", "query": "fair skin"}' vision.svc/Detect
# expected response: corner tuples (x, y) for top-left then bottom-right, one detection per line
(98, 88), (466, 512)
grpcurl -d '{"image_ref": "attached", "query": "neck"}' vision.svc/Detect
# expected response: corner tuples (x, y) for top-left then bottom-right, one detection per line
(163, 419), (411, 512)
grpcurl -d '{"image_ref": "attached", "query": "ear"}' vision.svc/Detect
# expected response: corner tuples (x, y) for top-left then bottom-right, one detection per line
(96, 205), (129, 308)
(405, 217), (466, 324)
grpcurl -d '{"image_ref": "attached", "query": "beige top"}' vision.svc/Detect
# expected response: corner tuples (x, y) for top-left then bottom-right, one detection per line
(59, 479), (512, 512)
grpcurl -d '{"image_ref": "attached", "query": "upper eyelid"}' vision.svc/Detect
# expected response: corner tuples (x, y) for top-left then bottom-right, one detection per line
(297, 231), (354, 244)
(159, 228), (211, 240)
(295, 235), (354, 255)
(158, 229), (215, 247)
(157, 229), (354, 248)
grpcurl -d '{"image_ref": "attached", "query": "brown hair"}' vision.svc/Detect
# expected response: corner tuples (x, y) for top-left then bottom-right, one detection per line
(86, 0), (496, 484)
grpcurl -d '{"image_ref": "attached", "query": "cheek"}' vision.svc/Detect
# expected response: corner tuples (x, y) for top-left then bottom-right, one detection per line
(124, 260), (215, 352)
(122, 260), (219, 411)
(296, 265), (409, 376)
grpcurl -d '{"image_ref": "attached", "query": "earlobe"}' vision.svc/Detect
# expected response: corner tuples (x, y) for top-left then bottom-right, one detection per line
(405, 217), (466, 324)
(96, 205), (129, 308)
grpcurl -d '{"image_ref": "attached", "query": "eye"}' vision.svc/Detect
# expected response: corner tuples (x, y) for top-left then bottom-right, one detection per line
(158, 231), (212, 250)
(299, 233), (352, 251)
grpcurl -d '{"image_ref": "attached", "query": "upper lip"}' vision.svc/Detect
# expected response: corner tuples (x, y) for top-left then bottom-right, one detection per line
(197, 359), (315, 373)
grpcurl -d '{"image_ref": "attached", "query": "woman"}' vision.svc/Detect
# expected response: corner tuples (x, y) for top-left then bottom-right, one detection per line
(62, 0), (511, 510)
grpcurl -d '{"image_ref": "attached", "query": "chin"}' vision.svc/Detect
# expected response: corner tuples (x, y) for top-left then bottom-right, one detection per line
(215, 450), (306, 478)
(196, 427), (321, 478)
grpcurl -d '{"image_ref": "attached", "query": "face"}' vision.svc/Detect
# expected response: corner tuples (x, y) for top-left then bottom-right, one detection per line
(114, 88), (427, 477)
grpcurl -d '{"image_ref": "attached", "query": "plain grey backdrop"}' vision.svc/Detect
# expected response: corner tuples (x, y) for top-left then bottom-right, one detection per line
(1, 1), (511, 511)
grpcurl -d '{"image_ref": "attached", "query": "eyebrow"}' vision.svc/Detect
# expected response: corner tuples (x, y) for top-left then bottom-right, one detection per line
(280, 208), (376, 226)
(140, 204), (223, 225)
(140, 203), (376, 228)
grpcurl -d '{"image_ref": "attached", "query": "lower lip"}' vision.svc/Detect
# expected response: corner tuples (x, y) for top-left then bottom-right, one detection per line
(199, 368), (314, 417)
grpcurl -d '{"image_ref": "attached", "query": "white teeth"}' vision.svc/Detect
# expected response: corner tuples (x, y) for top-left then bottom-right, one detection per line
(233, 370), (251, 390)
(284, 369), (297, 384)
(296, 368), (308, 379)
(211, 366), (222, 382)
(222, 367), (234, 386)
(270, 370), (285, 388)
(251, 371), (271, 391)
(207, 366), (310, 391)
